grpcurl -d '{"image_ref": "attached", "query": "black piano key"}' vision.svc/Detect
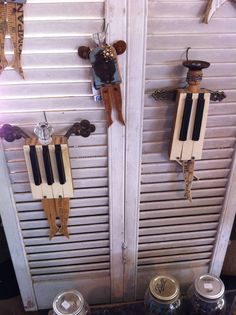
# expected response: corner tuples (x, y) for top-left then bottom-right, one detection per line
(29, 146), (42, 186)
(42, 145), (54, 185)
(192, 93), (205, 141)
(179, 93), (193, 141)
(55, 144), (66, 185)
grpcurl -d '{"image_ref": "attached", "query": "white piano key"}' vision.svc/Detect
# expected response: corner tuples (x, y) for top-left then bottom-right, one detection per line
(169, 91), (186, 161)
(61, 141), (74, 199)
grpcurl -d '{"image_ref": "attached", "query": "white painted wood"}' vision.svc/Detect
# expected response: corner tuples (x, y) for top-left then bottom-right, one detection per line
(26, 240), (110, 254)
(106, 0), (127, 303)
(0, 1), (113, 309)
(139, 230), (217, 245)
(139, 238), (215, 252)
(137, 0), (236, 296)
(123, 0), (148, 302)
(24, 2), (104, 19)
(210, 142), (236, 275)
(0, 141), (37, 311)
(28, 248), (110, 261)
(33, 272), (110, 309)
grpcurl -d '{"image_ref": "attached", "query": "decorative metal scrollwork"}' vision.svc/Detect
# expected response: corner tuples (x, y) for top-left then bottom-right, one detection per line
(64, 120), (96, 139)
(0, 124), (29, 142)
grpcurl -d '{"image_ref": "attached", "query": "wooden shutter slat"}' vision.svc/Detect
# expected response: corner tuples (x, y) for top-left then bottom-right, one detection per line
(140, 206), (221, 219)
(28, 248), (110, 261)
(26, 240), (110, 254)
(139, 238), (215, 251)
(139, 230), (217, 244)
(29, 255), (110, 268)
(31, 262), (110, 275)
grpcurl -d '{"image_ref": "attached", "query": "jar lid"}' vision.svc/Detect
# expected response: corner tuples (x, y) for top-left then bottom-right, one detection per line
(194, 274), (225, 300)
(53, 290), (85, 315)
(149, 275), (180, 301)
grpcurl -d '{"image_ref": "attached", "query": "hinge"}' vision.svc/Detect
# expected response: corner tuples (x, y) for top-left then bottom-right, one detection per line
(122, 241), (128, 264)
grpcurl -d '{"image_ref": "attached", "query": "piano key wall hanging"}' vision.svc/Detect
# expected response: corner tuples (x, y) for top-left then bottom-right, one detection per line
(0, 0), (26, 78)
(152, 52), (226, 202)
(78, 31), (127, 127)
(0, 120), (95, 239)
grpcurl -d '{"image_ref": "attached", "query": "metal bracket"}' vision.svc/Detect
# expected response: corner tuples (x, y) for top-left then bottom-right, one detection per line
(0, 120), (96, 142)
(152, 88), (178, 102)
(152, 88), (226, 103)
(64, 120), (96, 139)
(0, 124), (29, 142)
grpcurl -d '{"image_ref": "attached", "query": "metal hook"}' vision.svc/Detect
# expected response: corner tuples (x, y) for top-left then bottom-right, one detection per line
(186, 47), (191, 61)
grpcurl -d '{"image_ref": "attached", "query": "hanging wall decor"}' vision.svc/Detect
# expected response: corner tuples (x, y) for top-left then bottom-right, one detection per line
(0, 120), (95, 239)
(203, 0), (236, 23)
(152, 51), (226, 201)
(0, 0), (26, 78)
(78, 32), (127, 127)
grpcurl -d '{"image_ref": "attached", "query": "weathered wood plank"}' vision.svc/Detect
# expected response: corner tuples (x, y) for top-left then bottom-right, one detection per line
(139, 238), (215, 251)
(140, 197), (224, 211)
(24, 2), (104, 19)
(26, 240), (110, 254)
(28, 247), (109, 261)
(139, 230), (217, 244)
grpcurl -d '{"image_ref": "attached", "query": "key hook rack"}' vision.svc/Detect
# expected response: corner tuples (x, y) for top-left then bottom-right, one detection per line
(0, 120), (95, 142)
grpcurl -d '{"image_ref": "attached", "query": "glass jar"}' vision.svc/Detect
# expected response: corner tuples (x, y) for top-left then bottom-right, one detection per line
(187, 273), (226, 315)
(52, 290), (91, 315)
(144, 275), (183, 315)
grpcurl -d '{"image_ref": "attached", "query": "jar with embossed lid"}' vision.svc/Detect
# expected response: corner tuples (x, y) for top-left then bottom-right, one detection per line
(144, 275), (183, 315)
(187, 273), (226, 315)
(50, 290), (91, 315)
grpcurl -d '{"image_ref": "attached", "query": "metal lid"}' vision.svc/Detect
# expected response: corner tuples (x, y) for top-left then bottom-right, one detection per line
(194, 274), (225, 300)
(53, 290), (85, 315)
(149, 275), (180, 301)
(183, 60), (210, 71)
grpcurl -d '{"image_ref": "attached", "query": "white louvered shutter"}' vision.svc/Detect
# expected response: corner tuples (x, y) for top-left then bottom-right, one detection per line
(135, 0), (236, 298)
(0, 0), (118, 310)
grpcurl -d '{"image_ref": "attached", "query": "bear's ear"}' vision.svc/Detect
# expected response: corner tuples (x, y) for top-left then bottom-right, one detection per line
(78, 46), (91, 59)
(113, 40), (127, 55)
